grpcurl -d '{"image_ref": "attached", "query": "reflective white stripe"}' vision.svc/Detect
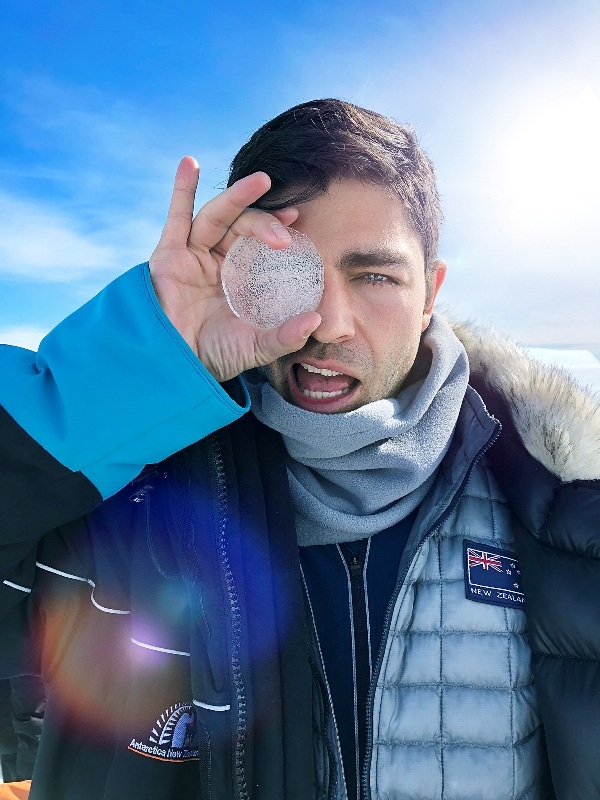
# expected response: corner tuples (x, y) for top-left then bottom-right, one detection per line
(193, 699), (231, 712)
(36, 562), (130, 615)
(36, 562), (90, 583)
(131, 638), (191, 657)
(3, 580), (31, 594)
(91, 590), (130, 615)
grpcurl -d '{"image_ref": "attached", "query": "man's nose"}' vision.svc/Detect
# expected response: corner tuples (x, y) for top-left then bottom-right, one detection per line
(311, 275), (355, 343)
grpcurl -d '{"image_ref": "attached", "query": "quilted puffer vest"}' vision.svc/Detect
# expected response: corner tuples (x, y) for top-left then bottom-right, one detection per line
(370, 456), (547, 800)
(310, 387), (550, 800)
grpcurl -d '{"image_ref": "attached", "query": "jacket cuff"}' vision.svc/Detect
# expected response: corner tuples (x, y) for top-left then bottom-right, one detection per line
(0, 263), (249, 500)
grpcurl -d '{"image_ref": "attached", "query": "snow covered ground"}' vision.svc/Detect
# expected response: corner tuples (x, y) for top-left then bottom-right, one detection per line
(526, 348), (600, 394)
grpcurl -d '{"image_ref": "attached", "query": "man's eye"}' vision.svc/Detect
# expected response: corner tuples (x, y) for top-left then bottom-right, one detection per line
(361, 272), (396, 285)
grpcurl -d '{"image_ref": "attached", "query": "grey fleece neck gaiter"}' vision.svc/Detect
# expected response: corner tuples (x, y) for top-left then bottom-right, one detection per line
(244, 314), (469, 546)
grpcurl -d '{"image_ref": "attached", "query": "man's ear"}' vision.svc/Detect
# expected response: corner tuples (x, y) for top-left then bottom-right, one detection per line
(421, 260), (447, 332)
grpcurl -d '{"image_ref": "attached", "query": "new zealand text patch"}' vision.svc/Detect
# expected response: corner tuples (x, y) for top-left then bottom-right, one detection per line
(463, 539), (524, 609)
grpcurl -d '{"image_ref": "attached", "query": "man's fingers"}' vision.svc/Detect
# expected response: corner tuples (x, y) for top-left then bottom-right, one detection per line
(196, 205), (300, 261)
(271, 207), (300, 225)
(255, 311), (322, 365)
(188, 172), (273, 252)
(205, 207), (299, 259)
(158, 157), (200, 248)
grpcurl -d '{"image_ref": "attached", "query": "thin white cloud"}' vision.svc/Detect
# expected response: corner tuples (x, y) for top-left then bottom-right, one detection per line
(0, 75), (235, 288)
(0, 325), (48, 350)
(0, 192), (117, 280)
(0, 190), (169, 282)
(5, 74), (233, 213)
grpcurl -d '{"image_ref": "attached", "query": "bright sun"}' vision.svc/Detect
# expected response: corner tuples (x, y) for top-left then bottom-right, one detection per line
(498, 87), (600, 233)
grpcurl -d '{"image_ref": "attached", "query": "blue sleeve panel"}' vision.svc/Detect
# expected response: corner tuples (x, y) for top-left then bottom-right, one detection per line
(0, 263), (250, 500)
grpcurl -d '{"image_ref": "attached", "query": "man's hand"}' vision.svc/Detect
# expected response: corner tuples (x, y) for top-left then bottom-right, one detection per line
(149, 158), (321, 383)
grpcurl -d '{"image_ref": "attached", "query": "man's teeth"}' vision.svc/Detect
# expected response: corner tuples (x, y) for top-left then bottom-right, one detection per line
(296, 362), (353, 399)
(300, 363), (343, 377)
(300, 387), (350, 399)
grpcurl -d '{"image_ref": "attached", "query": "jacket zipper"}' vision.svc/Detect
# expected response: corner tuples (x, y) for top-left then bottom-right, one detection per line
(339, 540), (370, 800)
(360, 420), (501, 800)
(301, 566), (346, 800)
(207, 434), (248, 800)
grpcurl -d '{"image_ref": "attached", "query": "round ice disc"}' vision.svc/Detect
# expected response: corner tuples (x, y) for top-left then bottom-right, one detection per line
(221, 229), (324, 328)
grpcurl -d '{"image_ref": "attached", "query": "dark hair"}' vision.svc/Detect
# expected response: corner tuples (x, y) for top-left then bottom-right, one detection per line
(228, 99), (443, 272)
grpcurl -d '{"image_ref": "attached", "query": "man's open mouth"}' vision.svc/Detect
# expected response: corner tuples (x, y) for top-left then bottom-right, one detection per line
(292, 362), (359, 400)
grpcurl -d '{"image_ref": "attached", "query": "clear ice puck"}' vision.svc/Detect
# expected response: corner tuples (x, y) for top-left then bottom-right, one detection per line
(221, 229), (324, 328)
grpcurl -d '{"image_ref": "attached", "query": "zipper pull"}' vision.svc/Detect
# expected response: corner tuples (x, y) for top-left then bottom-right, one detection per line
(129, 484), (155, 503)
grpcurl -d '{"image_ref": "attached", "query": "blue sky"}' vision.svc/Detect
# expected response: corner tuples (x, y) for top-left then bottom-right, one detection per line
(1, 0), (599, 355)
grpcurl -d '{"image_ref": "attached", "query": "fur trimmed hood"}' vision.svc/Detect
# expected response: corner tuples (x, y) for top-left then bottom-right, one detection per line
(450, 320), (600, 483)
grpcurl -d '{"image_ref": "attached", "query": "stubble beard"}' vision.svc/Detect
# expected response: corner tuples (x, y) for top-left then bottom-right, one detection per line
(262, 336), (423, 411)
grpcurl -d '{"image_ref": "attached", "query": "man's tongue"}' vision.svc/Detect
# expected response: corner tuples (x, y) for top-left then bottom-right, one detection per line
(296, 364), (355, 393)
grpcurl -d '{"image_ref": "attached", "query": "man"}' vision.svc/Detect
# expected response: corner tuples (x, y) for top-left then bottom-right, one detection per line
(0, 99), (598, 800)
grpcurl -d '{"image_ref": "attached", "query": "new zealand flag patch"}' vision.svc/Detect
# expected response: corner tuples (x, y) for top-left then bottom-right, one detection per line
(463, 539), (524, 609)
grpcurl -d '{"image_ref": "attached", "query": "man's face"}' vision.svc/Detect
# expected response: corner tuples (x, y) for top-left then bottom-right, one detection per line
(262, 179), (446, 413)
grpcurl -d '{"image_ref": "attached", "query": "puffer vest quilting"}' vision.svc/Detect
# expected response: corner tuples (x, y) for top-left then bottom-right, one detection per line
(307, 388), (551, 800)
(369, 456), (547, 800)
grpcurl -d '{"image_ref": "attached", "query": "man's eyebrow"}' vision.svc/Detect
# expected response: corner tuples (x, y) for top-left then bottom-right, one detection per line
(337, 248), (412, 271)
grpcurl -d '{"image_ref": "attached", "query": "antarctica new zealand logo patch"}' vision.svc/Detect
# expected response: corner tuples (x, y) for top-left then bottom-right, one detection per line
(129, 702), (200, 762)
